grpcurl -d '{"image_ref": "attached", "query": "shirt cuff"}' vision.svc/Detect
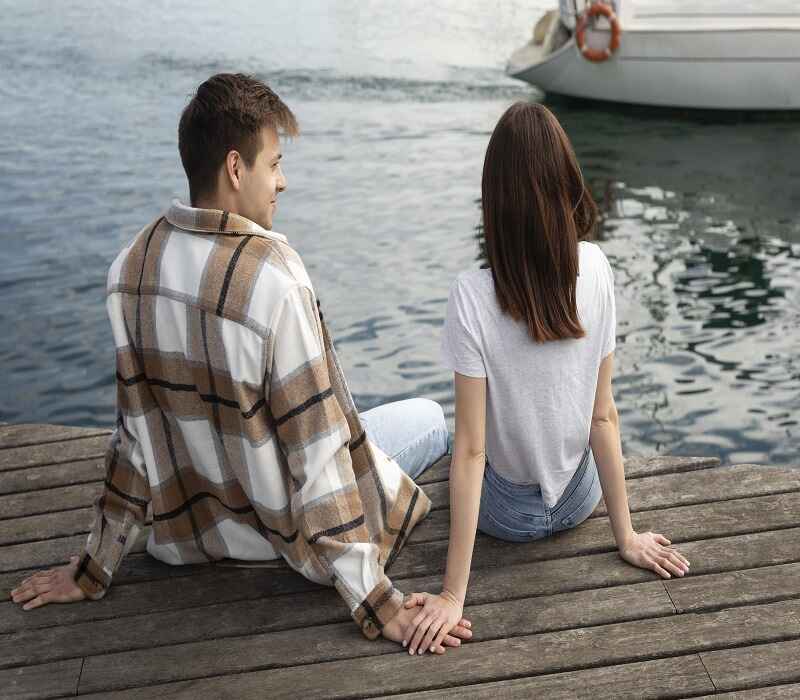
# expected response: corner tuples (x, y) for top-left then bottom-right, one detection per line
(73, 551), (111, 600)
(351, 576), (404, 640)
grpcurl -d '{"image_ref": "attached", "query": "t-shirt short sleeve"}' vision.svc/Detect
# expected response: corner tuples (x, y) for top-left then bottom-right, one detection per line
(599, 249), (617, 359)
(440, 276), (487, 378)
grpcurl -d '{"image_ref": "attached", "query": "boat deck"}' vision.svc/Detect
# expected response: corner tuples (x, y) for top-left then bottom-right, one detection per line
(2, 422), (800, 698)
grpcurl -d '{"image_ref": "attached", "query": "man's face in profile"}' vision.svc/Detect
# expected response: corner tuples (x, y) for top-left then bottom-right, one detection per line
(238, 126), (285, 230)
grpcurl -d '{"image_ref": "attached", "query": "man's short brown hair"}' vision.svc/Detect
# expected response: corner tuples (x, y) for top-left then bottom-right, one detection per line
(178, 73), (299, 205)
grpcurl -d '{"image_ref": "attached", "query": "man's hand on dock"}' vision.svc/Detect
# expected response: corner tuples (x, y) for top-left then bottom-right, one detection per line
(10, 555), (87, 610)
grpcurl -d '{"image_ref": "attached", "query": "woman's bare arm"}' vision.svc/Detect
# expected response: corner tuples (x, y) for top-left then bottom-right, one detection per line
(404, 371), (486, 655)
(589, 352), (634, 549)
(442, 371), (487, 603)
(590, 352), (691, 578)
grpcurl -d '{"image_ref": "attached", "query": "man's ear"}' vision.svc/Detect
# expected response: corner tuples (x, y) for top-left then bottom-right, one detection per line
(224, 150), (243, 192)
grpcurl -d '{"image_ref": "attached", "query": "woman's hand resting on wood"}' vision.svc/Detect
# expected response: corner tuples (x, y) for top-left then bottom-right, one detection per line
(401, 590), (466, 655)
(619, 531), (690, 578)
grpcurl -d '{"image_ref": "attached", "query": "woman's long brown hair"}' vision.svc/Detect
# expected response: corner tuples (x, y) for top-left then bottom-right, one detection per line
(482, 102), (598, 342)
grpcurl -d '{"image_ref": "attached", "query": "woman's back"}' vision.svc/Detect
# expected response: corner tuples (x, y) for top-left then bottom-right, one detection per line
(441, 240), (616, 508)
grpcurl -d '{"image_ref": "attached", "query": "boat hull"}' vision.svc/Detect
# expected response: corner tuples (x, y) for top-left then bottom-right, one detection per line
(508, 27), (800, 110)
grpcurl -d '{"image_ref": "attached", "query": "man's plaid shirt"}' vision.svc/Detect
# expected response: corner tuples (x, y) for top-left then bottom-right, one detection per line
(73, 200), (431, 639)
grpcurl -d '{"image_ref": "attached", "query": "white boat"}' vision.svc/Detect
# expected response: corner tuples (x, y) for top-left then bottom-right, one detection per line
(506, 2), (800, 110)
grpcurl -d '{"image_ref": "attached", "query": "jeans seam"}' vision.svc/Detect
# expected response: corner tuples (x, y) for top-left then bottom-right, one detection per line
(550, 453), (592, 519)
(555, 468), (598, 525)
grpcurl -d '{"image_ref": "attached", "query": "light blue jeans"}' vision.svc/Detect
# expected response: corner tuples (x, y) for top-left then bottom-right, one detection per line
(477, 445), (602, 542)
(359, 398), (449, 480)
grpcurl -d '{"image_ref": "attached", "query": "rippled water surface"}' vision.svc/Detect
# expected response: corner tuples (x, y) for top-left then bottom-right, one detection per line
(1, 0), (798, 465)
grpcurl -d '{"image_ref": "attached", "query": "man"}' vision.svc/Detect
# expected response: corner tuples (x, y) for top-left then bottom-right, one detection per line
(11, 73), (471, 651)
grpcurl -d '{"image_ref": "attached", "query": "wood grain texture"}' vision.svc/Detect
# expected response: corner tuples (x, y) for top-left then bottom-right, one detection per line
(0, 458), (104, 496)
(14, 554), (800, 688)
(381, 654), (714, 699)
(1, 426), (796, 699)
(700, 638), (800, 692)
(415, 454), (723, 485)
(0, 508), (97, 546)
(0, 423), (110, 450)
(74, 599), (800, 700)
(0, 658), (82, 700)
(3, 525), (800, 636)
(76, 581), (672, 692)
(0, 482), (104, 520)
(592, 463), (800, 517)
(0, 435), (109, 473)
(75, 559), (800, 694)
(697, 684), (800, 699)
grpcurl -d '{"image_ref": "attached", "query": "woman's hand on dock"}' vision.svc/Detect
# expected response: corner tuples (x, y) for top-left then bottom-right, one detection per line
(619, 531), (691, 579)
(10, 555), (87, 610)
(382, 599), (472, 652)
(401, 590), (467, 656)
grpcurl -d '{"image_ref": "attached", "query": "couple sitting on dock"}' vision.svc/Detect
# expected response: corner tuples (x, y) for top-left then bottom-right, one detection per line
(11, 73), (689, 655)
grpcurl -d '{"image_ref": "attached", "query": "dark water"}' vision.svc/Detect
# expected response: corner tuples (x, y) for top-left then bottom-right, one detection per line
(1, 1), (798, 466)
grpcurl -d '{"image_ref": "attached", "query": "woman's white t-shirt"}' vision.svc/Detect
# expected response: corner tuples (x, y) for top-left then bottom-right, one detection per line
(440, 241), (616, 508)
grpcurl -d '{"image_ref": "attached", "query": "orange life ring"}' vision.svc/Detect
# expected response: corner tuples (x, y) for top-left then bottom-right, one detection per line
(575, 2), (621, 63)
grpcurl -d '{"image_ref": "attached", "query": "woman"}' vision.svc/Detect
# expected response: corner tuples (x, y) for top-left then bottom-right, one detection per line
(402, 102), (690, 655)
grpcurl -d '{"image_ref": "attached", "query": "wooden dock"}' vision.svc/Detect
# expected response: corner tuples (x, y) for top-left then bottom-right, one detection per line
(2, 423), (800, 699)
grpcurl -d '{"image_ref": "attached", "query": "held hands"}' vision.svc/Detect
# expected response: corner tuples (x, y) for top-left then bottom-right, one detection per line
(11, 555), (87, 610)
(619, 531), (690, 579)
(401, 589), (466, 655)
(383, 595), (472, 654)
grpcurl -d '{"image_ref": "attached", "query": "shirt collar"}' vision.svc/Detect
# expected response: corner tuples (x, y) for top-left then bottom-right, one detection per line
(165, 199), (288, 244)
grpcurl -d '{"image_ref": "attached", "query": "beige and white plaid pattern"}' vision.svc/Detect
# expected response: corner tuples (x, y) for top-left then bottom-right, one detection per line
(74, 200), (431, 639)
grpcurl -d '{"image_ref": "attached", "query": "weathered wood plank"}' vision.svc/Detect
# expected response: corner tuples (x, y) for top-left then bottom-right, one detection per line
(0, 458), (105, 496)
(0, 508), (97, 546)
(15, 543), (800, 681)
(0, 528), (150, 574)
(666, 562), (800, 614)
(71, 581), (670, 690)
(74, 599), (800, 700)
(0, 423), (110, 450)
(0, 563), (321, 634)
(73, 559), (800, 693)
(0, 534), (91, 573)
(381, 654), (714, 699)
(0, 658), (82, 700)
(417, 454), (722, 485)
(698, 684), (800, 699)
(592, 463), (800, 517)
(0, 435), (109, 473)
(701, 638), (800, 693)
(0, 482), (103, 520)
(4, 520), (800, 636)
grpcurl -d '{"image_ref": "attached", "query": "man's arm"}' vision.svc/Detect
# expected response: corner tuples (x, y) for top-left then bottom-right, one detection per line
(11, 412), (151, 608)
(267, 284), (404, 638)
(73, 414), (152, 599)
